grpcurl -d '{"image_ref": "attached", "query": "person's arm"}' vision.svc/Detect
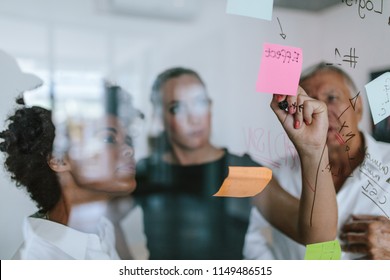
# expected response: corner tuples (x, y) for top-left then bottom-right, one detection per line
(255, 87), (337, 245)
(340, 215), (390, 259)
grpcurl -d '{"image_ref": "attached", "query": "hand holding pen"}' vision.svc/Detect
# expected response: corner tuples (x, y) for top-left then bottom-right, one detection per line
(270, 86), (329, 158)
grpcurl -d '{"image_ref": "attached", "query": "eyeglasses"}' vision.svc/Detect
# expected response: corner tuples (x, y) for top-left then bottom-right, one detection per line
(167, 98), (211, 117)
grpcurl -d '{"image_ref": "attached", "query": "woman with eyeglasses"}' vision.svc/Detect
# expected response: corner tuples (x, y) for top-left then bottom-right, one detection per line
(135, 67), (337, 260)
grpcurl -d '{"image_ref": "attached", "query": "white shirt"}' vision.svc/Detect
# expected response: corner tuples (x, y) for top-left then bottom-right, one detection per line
(243, 133), (390, 260)
(14, 199), (149, 260)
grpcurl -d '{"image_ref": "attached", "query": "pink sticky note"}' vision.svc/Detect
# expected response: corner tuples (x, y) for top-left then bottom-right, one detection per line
(256, 43), (303, 96)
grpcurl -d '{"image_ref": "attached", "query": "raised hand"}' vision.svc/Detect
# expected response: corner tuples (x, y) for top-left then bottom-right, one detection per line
(270, 86), (337, 244)
(270, 86), (329, 157)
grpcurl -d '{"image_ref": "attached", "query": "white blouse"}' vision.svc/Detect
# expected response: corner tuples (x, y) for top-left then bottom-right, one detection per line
(14, 199), (149, 260)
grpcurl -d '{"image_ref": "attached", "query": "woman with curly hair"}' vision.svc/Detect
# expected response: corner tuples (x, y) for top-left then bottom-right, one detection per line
(0, 86), (148, 260)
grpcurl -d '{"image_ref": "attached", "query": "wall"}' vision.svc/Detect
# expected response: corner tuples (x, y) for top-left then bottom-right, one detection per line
(320, 2), (390, 132)
(133, 2), (321, 163)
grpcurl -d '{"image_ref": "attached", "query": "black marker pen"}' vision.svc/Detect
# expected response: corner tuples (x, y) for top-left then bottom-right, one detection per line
(278, 100), (289, 111)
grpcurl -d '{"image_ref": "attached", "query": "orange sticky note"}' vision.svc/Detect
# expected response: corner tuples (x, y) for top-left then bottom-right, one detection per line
(213, 167), (272, 197)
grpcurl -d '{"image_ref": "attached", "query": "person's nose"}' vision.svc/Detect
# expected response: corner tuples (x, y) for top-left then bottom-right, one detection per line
(121, 143), (134, 158)
(327, 107), (340, 125)
(186, 110), (202, 125)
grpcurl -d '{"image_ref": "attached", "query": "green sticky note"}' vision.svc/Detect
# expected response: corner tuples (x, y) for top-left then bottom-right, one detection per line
(304, 240), (341, 260)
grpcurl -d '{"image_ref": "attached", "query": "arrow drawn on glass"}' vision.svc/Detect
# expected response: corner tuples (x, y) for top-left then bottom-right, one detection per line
(277, 17), (287, 40)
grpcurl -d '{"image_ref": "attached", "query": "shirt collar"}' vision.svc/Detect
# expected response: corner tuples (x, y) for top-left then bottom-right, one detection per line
(25, 216), (116, 259)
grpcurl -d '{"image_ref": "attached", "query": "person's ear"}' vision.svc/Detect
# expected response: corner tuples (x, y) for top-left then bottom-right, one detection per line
(47, 156), (71, 172)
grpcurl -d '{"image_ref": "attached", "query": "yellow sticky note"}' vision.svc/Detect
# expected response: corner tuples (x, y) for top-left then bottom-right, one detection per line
(213, 167), (272, 198)
(304, 240), (341, 260)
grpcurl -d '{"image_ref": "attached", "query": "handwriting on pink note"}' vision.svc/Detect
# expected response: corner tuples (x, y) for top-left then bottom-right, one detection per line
(256, 43), (303, 96)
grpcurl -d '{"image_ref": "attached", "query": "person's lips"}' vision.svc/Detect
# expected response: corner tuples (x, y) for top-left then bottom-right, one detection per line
(116, 162), (136, 174)
(189, 130), (204, 137)
(328, 127), (345, 145)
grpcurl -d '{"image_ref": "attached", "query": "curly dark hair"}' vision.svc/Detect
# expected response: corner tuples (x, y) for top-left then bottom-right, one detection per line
(0, 97), (61, 212)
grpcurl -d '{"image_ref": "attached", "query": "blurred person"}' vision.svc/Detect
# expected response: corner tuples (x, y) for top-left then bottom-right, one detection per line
(0, 83), (148, 259)
(244, 63), (390, 260)
(135, 67), (337, 259)
(0, 49), (44, 259)
(135, 68), (260, 259)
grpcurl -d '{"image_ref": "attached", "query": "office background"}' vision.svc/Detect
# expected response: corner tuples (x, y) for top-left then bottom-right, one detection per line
(1, 0), (389, 259)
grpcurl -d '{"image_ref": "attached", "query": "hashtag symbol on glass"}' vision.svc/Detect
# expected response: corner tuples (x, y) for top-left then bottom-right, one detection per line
(342, 48), (358, 69)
